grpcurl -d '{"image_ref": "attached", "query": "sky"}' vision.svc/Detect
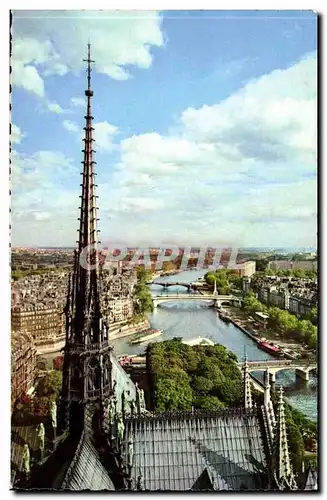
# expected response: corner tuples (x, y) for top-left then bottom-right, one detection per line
(11, 10), (317, 249)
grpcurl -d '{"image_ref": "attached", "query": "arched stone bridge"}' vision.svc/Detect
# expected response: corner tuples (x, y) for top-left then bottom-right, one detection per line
(150, 281), (205, 291)
(237, 359), (317, 382)
(152, 294), (242, 309)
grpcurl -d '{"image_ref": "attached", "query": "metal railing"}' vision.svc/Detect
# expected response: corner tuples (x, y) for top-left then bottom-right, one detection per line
(65, 340), (111, 353)
(238, 359), (316, 368)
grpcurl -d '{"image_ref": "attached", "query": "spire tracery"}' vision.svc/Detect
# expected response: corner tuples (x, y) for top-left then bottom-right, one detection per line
(60, 45), (113, 435)
(272, 387), (297, 490)
(242, 354), (252, 410)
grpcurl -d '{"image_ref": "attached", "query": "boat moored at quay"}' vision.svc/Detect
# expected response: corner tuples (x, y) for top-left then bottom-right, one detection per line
(129, 328), (163, 345)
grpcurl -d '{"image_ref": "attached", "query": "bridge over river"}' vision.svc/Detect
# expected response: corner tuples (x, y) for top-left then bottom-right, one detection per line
(121, 357), (316, 392)
(150, 281), (207, 291)
(237, 359), (317, 382)
(152, 293), (242, 308)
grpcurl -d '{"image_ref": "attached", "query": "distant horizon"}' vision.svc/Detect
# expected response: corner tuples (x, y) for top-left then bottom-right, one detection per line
(12, 246), (317, 253)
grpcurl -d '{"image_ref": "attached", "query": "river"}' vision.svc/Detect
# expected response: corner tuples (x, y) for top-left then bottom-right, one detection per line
(110, 269), (317, 420)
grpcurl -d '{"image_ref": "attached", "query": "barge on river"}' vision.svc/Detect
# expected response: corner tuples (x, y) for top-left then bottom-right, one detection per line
(257, 338), (283, 357)
(129, 329), (163, 345)
(218, 310), (231, 323)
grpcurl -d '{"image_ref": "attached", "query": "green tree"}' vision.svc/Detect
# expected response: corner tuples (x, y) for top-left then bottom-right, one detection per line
(293, 268), (306, 279)
(286, 422), (305, 473)
(148, 339), (243, 411)
(37, 371), (62, 399)
(134, 281), (153, 314)
(154, 375), (193, 411)
(205, 273), (216, 286)
(310, 307), (318, 326)
(214, 379), (242, 407)
(194, 395), (226, 410)
(192, 376), (214, 395)
(254, 259), (268, 272)
(307, 331), (317, 350)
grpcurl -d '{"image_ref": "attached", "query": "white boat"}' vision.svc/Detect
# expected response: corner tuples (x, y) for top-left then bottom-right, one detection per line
(182, 337), (215, 346)
(130, 329), (163, 345)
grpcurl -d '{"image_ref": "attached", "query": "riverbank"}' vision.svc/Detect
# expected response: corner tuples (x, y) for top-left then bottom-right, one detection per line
(223, 307), (314, 360)
(109, 317), (151, 340)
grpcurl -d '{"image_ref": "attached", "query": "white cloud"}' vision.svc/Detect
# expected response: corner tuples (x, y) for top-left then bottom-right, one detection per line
(12, 61), (45, 97)
(11, 53), (318, 248)
(34, 212), (51, 221)
(11, 124), (24, 144)
(94, 121), (119, 151)
(62, 120), (79, 132)
(107, 53), (317, 246)
(70, 97), (85, 108)
(12, 149), (77, 190)
(118, 197), (163, 213)
(11, 10), (164, 96)
(181, 56), (317, 166)
(11, 149), (79, 246)
(47, 102), (65, 114)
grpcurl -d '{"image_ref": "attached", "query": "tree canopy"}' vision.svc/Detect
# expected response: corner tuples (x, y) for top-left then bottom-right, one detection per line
(134, 267), (154, 314)
(147, 339), (242, 411)
(204, 268), (243, 293)
(36, 370), (62, 400)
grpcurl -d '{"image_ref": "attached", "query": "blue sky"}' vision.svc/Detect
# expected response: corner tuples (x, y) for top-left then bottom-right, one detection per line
(11, 10), (317, 248)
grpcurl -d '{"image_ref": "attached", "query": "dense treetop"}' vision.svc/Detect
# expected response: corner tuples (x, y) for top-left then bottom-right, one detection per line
(147, 338), (242, 412)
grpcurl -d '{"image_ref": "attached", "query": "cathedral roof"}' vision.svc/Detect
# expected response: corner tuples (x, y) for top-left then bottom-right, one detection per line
(60, 431), (115, 491)
(297, 467), (318, 491)
(123, 409), (269, 491)
(110, 351), (137, 412)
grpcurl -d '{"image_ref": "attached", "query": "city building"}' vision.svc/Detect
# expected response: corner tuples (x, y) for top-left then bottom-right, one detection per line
(11, 304), (66, 354)
(104, 297), (134, 323)
(252, 276), (317, 317)
(268, 288), (290, 310)
(231, 261), (256, 277)
(11, 332), (37, 407)
(268, 260), (317, 273)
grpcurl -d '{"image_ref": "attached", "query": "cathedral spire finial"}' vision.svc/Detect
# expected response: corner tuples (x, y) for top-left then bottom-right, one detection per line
(264, 369), (271, 406)
(83, 42), (94, 95)
(242, 354), (252, 410)
(272, 386), (297, 490)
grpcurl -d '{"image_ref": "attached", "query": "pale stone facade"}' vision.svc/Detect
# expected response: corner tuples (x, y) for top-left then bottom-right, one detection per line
(268, 260), (317, 272)
(11, 332), (37, 406)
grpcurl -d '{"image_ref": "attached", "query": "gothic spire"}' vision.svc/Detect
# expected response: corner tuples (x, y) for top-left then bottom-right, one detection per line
(72, 42), (102, 345)
(264, 369), (271, 407)
(262, 369), (275, 453)
(242, 355), (252, 410)
(60, 45), (112, 436)
(272, 387), (297, 490)
(79, 43), (98, 255)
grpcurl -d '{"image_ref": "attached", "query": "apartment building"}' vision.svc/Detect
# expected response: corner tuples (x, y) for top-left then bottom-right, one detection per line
(11, 332), (37, 406)
(268, 260), (317, 272)
(103, 297), (134, 323)
(231, 261), (256, 277)
(11, 303), (65, 354)
(255, 280), (316, 317)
